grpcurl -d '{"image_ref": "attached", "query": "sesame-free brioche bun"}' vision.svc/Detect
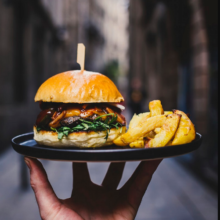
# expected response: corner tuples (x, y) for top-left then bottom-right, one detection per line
(34, 70), (124, 103)
(34, 126), (126, 148)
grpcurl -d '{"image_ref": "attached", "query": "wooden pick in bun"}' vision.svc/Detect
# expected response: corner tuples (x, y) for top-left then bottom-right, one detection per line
(34, 70), (126, 148)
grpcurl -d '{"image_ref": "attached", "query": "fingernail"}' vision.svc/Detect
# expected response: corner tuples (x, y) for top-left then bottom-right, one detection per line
(24, 158), (31, 169)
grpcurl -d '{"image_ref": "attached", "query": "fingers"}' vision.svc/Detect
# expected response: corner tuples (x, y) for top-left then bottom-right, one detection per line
(24, 157), (61, 218)
(122, 160), (162, 210)
(72, 163), (91, 190)
(102, 162), (125, 190)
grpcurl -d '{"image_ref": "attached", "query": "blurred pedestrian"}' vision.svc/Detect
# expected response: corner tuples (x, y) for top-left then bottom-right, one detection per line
(129, 78), (146, 115)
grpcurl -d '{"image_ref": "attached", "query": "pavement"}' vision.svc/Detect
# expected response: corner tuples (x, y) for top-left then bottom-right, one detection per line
(0, 148), (218, 220)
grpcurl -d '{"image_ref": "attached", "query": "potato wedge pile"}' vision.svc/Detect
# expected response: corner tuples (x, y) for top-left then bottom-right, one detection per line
(113, 100), (196, 148)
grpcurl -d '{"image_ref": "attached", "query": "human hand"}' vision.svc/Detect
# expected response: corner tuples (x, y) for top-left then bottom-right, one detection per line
(24, 158), (162, 220)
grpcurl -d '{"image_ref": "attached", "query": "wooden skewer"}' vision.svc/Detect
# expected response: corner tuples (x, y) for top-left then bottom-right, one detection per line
(77, 43), (86, 71)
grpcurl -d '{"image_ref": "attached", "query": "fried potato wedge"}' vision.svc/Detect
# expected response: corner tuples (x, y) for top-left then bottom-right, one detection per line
(164, 111), (173, 116)
(171, 110), (196, 145)
(153, 112), (176, 135)
(121, 115), (167, 144)
(154, 128), (161, 134)
(129, 112), (151, 129)
(114, 112), (150, 147)
(166, 141), (172, 146)
(149, 100), (164, 116)
(145, 131), (156, 140)
(130, 139), (145, 148)
(113, 136), (128, 147)
(146, 114), (181, 148)
(154, 111), (177, 135)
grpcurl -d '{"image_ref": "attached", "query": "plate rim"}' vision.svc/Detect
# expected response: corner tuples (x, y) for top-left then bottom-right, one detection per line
(11, 132), (203, 162)
(12, 132), (202, 152)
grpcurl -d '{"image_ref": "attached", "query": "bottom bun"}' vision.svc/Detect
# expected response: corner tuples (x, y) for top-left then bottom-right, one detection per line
(34, 126), (126, 148)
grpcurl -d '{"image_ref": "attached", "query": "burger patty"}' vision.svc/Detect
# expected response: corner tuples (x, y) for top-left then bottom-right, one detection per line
(60, 116), (81, 127)
(36, 102), (126, 129)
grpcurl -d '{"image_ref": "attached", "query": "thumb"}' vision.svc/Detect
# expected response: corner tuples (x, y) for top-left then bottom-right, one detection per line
(24, 157), (62, 219)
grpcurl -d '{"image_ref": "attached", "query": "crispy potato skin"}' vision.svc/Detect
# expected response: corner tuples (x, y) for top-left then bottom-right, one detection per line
(149, 100), (164, 116)
(171, 110), (196, 145)
(113, 136), (128, 147)
(164, 111), (173, 116)
(129, 111), (170, 131)
(154, 128), (161, 134)
(130, 139), (145, 148)
(145, 131), (156, 139)
(121, 115), (167, 144)
(146, 114), (181, 148)
(114, 112), (151, 147)
(166, 141), (172, 146)
(153, 111), (172, 135)
(129, 113), (151, 129)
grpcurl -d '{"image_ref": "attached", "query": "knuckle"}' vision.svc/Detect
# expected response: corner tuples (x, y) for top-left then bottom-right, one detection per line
(30, 179), (37, 192)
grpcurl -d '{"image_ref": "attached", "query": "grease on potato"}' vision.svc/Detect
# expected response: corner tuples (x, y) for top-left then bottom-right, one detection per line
(113, 135), (128, 147)
(164, 111), (173, 116)
(154, 128), (161, 134)
(145, 131), (156, 140)
(149, 100), (164, 116)
(146, 114), (181, 148)
(129, 112), (151, 129)
(130, 139), (145, 148)
(121, 115), (167, 144)
(171, 110), (196, 145)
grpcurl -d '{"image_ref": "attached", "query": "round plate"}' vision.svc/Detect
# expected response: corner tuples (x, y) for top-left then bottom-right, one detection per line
(11, 132), (203, 162)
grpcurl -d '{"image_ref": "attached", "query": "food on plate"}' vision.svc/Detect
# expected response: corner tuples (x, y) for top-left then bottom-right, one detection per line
(113, 135), (128, 147)
(171, 110), (196, 145)
(34, 72), (196, 150)
(145, 131), (156, 140)
(149, 100), (164, 116)
(146, 114), (181, 148)
(154, 128), (161, 134)
(121, 115), (167, 144)
(164, 111), (173, 116)
(128, 112), (151, 129)
(130, 139), (145, 148)
(113, 100), (196, 149)
(34, 70), (126, 148)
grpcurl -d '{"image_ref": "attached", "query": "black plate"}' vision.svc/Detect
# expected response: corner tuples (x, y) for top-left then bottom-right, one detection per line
(11, 132), (203, 162)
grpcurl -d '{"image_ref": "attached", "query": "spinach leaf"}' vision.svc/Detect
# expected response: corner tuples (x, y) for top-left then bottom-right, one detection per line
(49, 113), (124, 141)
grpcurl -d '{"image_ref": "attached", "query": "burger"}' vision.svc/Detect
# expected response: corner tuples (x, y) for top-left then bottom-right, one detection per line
(34, 70), (126, 148)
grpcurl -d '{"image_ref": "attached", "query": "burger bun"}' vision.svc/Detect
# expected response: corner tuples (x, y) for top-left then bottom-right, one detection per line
(34, 126), (126, 148)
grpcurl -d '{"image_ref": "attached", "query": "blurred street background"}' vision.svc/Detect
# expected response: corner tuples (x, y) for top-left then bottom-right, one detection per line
(0, 0), (218, 219)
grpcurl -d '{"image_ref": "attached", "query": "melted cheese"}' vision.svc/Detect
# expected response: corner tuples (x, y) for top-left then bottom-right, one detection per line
(65, 109), (81, 118)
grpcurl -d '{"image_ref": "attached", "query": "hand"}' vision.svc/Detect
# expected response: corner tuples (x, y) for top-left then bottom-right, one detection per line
(24, 158), (162, 220)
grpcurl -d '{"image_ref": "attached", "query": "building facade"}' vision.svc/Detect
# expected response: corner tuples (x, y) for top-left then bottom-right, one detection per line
(129, 0), (218, 185)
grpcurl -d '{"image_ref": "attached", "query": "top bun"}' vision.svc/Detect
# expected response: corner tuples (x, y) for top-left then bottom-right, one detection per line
(35, 70), (124, 103)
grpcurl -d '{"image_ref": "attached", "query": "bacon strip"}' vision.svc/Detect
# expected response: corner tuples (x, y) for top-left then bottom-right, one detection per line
(80, 108), (106, 119)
